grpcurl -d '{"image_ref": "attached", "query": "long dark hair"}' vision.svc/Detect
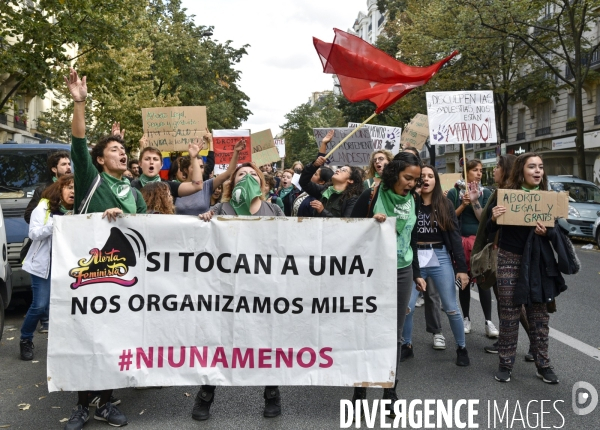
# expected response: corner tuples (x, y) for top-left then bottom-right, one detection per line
(381, 152), (422, 190)
(421, 165), (454, 231)
(505, 152), (547, 190)
(342, 166), (365, 201)
(41, 174), (74, 213)
(496, 154), (517, 188)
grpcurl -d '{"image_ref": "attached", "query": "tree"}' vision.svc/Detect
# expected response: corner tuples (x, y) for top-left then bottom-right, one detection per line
(463, 0), (600, 180)
(280, 93), (345, 167)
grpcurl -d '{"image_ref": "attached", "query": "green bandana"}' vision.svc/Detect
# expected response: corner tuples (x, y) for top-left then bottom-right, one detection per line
(521, 185), (540, 192)
(322, 186), (342, 200)
(139, 173), (161, 187)
(59, 205), (73, 215)
(374, 172), (381, 179)
(230, 174), (263, 215)
(52, 176), (58, 183)
(374, 185), (416, 269)
(279, 186), (294, 200)
(101, 172), (136, 214)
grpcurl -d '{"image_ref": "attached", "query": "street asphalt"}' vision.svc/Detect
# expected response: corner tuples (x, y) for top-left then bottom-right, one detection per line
(1, 243), (599, 429)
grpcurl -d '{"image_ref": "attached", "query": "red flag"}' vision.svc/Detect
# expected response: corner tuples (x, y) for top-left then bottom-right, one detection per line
(313, 29), (458, 113)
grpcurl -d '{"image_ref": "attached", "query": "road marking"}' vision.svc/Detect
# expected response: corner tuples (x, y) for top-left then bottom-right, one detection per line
(469, 287), (600, 362)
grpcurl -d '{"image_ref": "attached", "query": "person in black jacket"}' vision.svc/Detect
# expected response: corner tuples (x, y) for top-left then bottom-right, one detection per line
(400, 165), (470, 366)
(350, 151), (426, 417)
(24, 150), (72, 224)
(277, 169), (301, 216)
(487, 152), (562, 385)
(298, 130), (364, 217)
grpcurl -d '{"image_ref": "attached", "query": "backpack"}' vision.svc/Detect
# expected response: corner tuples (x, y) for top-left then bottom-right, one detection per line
(77, 175), (138, 214)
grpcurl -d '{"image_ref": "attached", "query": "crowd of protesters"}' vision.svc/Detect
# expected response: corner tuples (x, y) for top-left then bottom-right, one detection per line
(16, 68), (572, 429)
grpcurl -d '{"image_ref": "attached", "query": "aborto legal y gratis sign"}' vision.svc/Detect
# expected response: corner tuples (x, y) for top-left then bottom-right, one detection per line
(313, 128), (374, 166)
(496, 190), (568, 227)
(142, 106), (208, 152)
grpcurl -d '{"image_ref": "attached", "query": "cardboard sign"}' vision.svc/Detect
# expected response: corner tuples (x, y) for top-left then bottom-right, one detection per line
(313, 128), (374, 166)
(48, 215), (397, 390)
(401, 114), (429, 150)
(250, 129), (276, 153)
(439, 173), (462, 191)
(496, 190), (569, 227)
(252, 147), (281, 167)
(274, 138), (286, 158)
(426, 91), (498, 145)
(142, 106), (208, 152)
(213, 130), (252, 164)
(348, 123), (402, 155)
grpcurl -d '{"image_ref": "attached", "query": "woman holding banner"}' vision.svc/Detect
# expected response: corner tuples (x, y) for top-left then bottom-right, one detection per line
(363, 149), (393, 190)
(487, 153), (563, 384)
(195, 162), (283, 420)
(350, 152), (425, 415)
(400, 165), (470, 366)
(446, 160), (497, 338)
(298, 130), (364, 218)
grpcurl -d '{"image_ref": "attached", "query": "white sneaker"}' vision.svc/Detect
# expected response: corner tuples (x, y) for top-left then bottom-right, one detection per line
(463, 317), (472, 334)
(485, 320), (499, 338)
(415, 295), (425, 307)
(433, 334), (446, 350)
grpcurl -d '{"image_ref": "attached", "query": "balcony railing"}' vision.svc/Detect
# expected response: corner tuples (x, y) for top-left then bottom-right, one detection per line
(14, 117), (27, 130)
(516, 132), (526, 141)
(0, 113), (7, 125)
(535, 127), (551, 136)
(566, 120), (577, 131)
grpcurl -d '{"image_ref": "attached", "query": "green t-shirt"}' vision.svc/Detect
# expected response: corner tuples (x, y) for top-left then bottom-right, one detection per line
(447, 187), (491, 237)
(72, 136), (146, 214)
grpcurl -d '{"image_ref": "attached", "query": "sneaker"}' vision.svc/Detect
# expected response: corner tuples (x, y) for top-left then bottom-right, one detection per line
(433, 334), (446, 350)
(456, 347), (470, 366)
(382, 380), (399, 418)
(415, 295), (425, 307)
(495, 367), (512, 382)
(263, 387), (281, 418)
(524, 348), (536, 362)
(536, 367), (559, 384)
(38, 322), (49, 334)
(192, 388), (214, 421)
(484, 342), (499, 354)
(19, 339), (34, 361)
(88, 393), (121, 407)
(94, 402), (127, 427)
(463, 317), (471, 334)
(485, 320), (499, 338)
(64, 405), (89, 430)
(400, 344), (414, 362)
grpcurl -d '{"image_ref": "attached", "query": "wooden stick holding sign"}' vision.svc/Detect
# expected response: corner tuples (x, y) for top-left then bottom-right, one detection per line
(324, 112), (377, 159)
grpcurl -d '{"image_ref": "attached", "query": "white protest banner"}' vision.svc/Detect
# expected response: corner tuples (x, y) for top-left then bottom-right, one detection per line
(426, 91), (497, 145)
(348, 123), (402, 155)
(274, 138), (286, 158)
(142, 106), (208, 153)
(48, 215), (397, 391)
(313, 128), (374, 166)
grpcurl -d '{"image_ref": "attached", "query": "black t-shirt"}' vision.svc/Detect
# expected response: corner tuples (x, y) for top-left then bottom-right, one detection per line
(417, 203), (444, 243)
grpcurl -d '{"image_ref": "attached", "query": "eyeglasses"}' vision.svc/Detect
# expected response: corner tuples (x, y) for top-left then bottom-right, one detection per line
(373, 156), (387, 163)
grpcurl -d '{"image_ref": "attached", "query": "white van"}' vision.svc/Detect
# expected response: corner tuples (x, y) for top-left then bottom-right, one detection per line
(0, 204), (12, 341)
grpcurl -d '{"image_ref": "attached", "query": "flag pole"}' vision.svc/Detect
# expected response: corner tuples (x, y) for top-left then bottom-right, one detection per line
(324, 111), (378, 160)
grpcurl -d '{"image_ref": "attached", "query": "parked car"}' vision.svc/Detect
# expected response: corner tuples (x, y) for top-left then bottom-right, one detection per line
(0, 204), (11, 341)
(547, 175), (600, 240)
(0, 143), (71, 296)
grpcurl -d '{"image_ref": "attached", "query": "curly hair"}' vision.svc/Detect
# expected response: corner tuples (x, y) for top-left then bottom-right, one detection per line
(47, 150), (71, 177)
(222, 163), (266, 202)
(41, 174), (74, 214)
(141, 182), (174, 214)
(90, 135), (125, 173)
(366, 150), (393, 179)
(342, 166), (366, 201)
(381, 152), (422, 190)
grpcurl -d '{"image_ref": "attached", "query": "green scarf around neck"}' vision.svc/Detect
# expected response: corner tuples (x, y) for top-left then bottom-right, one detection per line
(373, 185), (416, 269)
(139, 173), (161, 187)
(521, 185), (540, 192)
(101, 172), (136, 214)
(59, 204), (73, 215)
(322, 186), (342, 200)
(279, 186), (294, 200)
(230, 174), (263, 215)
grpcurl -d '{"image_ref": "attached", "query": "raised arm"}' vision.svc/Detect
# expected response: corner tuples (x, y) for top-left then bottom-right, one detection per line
(177, 140), (206, 196)
(213, 139), (246, 189)
(65, 68), (87, 138)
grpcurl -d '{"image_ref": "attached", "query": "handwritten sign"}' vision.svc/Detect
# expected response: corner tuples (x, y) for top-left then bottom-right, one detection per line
(213, 130), (251, 165)
(274, 138), (286, 158)
(142, 106), (207, 152)
(401, 114), (429, 150)
(253, 147), (281, 167)
(313, 128), (374, 166)
(426, 91), (497, 145)
(251, 129), (276, 153)
(497, 190), (568, 227)
(439, 173), (462, 191)
(348, 123), (401, 155)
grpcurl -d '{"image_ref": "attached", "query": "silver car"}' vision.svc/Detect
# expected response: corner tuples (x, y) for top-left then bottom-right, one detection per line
(547, 175), (600, 240)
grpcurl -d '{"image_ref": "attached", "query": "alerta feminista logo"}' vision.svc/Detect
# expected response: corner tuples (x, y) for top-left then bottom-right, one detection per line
(69, 227), (146, 290)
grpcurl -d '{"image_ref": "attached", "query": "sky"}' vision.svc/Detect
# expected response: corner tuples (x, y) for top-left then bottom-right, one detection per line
(182, 0), (370, 137)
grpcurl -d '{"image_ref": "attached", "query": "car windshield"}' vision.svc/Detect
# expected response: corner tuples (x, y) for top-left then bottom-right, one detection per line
(550, 181), (600, 204)
(0, 150), (53, 197)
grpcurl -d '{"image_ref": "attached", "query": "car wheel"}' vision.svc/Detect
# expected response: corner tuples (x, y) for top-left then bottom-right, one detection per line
(597, 230), (600, 249)
(0, 293), (4, 343)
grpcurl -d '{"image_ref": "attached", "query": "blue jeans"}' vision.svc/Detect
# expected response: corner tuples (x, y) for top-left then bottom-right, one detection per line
(402, 247), (466, 348)
(20, 273), (51, 341)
